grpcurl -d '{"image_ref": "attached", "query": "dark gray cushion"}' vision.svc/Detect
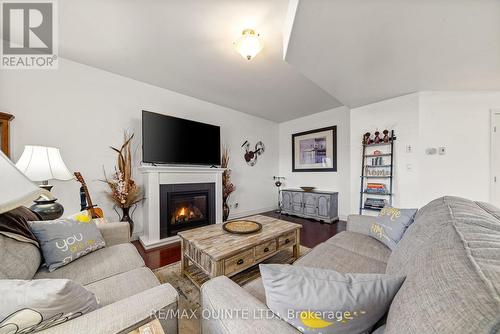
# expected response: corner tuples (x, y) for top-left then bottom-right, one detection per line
(369, 207), (417, 250)
(29, 216), (105, 272)
(0, 279), (99, 333)
(260, 264), (405, 334)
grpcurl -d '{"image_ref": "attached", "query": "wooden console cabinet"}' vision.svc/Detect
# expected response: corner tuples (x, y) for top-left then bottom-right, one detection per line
(281, 189), (339, 223)
(0, 112), (14, 157)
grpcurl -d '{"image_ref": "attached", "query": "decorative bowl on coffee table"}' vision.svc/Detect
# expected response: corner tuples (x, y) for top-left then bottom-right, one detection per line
(223, 220), (262, 234)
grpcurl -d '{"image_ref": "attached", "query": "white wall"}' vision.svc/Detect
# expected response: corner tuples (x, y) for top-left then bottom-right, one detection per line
(350, 93), (421, 214)
(418, 91), (500, 206)
(0, 59), (279, 238)
(350, 91), (500, 212)
(278, 107), (351, 219)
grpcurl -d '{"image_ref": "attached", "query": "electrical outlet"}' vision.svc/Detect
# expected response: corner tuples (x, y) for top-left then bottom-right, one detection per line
(234, 202), (239, 208)
(406, 145), (413, 153)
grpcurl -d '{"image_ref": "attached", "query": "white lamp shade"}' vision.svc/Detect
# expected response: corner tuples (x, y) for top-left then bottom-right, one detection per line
(0, 150), (47, 214)
(15, 146), (73, 182)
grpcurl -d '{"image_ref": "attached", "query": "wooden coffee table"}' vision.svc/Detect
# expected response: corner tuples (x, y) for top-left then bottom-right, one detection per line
(178, 215), (302, 288)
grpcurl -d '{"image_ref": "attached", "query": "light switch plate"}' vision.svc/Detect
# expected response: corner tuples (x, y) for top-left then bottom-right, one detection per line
(439, 147), (446, 155)
(426, 148), (437, 155)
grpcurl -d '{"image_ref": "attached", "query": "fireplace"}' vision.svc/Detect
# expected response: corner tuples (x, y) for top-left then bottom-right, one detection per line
(160, 183), (216, 237)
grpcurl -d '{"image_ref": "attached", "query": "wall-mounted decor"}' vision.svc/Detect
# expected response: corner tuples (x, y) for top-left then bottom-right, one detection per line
(0, 112), (14, 157)
(241, 140), (265, 166)
(292, 126), (337, 172)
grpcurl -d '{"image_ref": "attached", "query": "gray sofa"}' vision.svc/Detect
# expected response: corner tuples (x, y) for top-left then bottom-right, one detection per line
(201, 196), (500, 334)
(0, 222), (179, 334)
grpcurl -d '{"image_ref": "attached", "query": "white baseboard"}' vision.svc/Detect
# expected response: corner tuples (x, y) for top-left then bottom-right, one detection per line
(228, 206), (277, 220)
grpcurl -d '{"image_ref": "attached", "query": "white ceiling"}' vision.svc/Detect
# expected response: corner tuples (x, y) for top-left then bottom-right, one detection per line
(58, 0), (341, 122)
(58, 0), (500, 122)
(285, 0), (500, 107)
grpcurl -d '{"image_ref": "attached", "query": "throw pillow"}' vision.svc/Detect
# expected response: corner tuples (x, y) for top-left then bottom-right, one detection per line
(29, 214), (106, 272)
(0, 279), (99, 333)
(369, 207), (418, 250)
(260, 264), (405, 334)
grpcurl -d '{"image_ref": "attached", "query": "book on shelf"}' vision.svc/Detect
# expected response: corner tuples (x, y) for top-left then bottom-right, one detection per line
(366, 183), (386, 189)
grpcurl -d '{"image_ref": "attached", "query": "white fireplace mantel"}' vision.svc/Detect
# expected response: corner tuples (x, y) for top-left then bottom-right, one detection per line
(138, 165), (224, 250)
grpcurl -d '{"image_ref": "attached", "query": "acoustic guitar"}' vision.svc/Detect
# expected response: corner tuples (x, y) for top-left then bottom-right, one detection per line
(74, 172), (104, 219)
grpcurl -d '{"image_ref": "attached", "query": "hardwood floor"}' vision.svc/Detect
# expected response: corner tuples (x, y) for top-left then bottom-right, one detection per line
(262, 211), (346, 248)
(132, 211), (346, 270)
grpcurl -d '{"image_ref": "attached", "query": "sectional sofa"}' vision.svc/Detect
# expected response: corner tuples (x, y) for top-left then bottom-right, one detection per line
(201, 196), (500, 334)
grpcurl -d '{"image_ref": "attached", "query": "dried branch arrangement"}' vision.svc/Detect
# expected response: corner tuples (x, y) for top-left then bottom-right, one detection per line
(221, 145), (235, 201)
(103, 132), (143, 208)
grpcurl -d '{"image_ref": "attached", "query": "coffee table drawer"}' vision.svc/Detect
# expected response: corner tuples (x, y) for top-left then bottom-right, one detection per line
(255, 240), (277, 260)
(224, 248), (255, 276)
(278, 232), (296, 249)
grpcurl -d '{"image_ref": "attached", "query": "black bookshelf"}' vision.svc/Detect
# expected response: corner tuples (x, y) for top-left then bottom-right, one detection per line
(359, 130), (396, 214)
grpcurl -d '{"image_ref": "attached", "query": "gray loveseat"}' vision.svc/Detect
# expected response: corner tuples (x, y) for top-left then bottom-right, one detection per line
(0, 222), (179, 334)
(201, 196), (500, 334)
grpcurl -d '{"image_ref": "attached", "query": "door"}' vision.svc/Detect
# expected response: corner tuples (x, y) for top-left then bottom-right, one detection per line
(492, 111), (500, 206)
(317, 195), (330, 218)
(282, 191), (292, 211)
(291, 192), (303, 213)
(303, 193), (318, 216)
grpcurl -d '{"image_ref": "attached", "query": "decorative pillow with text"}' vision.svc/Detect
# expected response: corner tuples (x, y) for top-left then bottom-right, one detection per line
(260, 264), (405, 334)
(369, 207), (418, 250)
(29, 213), (106, 272)
(0, 279), (99, 333)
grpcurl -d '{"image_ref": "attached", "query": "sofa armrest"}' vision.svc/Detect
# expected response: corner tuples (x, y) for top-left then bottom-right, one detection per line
(98, 222), (130, 246)
(346, 214), (377, 235)
(39, 283), (178, 334)
(201, 276), (299, 334)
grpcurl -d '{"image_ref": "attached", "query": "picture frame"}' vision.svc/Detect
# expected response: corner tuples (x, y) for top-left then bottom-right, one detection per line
(292, 126), (337, 172)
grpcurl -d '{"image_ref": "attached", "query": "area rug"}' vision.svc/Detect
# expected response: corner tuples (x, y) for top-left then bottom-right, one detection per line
(154, 246), (311, 334)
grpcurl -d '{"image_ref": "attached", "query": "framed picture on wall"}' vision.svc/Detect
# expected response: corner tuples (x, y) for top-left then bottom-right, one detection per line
(292, 126), (337, 172)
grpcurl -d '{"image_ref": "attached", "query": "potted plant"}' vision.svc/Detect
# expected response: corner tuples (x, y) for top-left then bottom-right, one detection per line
(221, 146), (235, 221)
(103, 132), (143, 235)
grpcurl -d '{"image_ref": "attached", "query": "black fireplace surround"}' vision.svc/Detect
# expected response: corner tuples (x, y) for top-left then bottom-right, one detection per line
(160, 183), (216, 238)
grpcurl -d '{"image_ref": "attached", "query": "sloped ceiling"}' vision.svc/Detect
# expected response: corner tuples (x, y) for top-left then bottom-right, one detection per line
(285, 0), (500, 107)
(57, 0), (341, 122)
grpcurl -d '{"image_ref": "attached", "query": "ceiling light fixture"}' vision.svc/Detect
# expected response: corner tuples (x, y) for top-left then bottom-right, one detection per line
(234, 29), (263, 60)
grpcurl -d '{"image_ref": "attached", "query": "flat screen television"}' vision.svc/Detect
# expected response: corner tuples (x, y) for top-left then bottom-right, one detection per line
(142, 110), (221, 165)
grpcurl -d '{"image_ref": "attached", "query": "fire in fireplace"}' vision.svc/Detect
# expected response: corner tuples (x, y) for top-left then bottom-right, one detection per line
(170, 194), (207, 225)
(160, 183), (216, 237)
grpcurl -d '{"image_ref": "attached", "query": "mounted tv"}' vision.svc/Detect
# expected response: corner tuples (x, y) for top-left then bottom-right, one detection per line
(142, 110), (221, 166)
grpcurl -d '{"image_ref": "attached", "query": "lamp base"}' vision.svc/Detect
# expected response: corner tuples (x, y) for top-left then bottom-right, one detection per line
(30, 199), (64, 220)
(31, 184), (64, 220)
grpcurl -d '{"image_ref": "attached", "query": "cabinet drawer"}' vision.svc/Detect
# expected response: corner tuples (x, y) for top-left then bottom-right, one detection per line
(224, 248), (255, 276)
(278, 232), (296, 249)
(255, 240), (277, 260)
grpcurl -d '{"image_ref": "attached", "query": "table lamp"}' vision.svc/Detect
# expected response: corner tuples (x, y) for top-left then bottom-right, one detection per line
(15, 146), (73, 220)
(0, 150), (47, 214)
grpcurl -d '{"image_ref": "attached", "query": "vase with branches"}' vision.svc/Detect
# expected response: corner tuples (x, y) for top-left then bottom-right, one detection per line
(221, 145), (235, 221)
(103, 132), (143, 235)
